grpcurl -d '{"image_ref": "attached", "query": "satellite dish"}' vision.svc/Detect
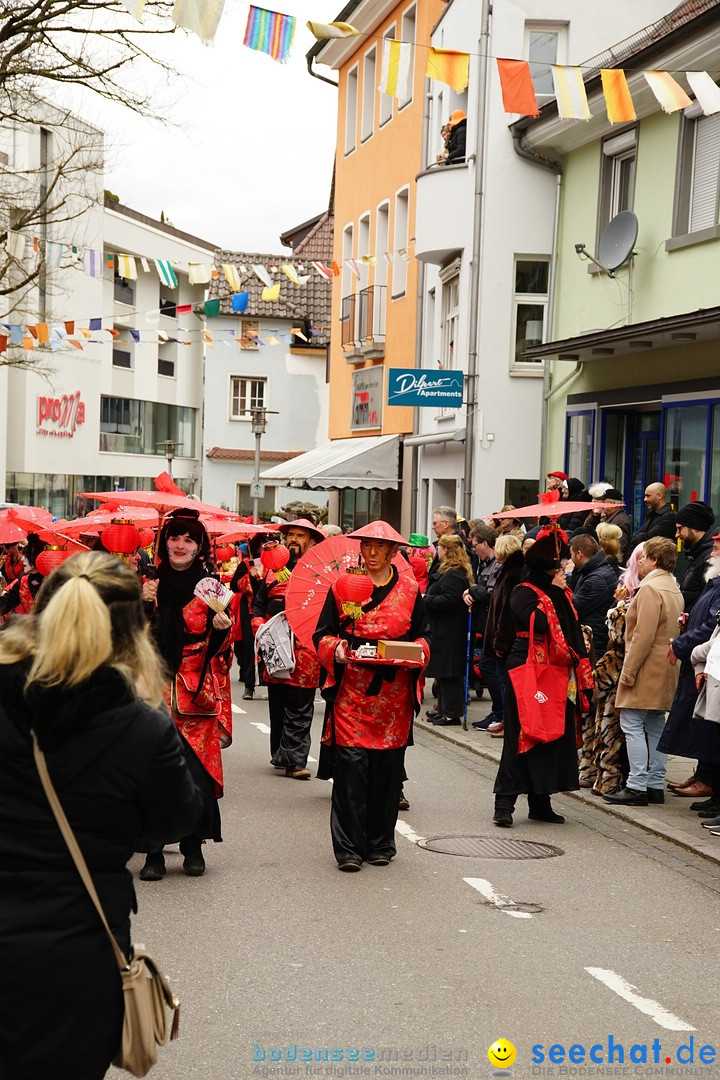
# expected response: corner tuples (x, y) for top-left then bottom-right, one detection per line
(597, 211), (638, 274)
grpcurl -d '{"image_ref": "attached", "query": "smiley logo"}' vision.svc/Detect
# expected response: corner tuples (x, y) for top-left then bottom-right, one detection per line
(488, 1039), (516, 1069)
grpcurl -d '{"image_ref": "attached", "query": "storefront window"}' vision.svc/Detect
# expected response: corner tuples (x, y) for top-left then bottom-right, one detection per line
(603, 413), (627, 491)
(565, 411), (594, 483)
(100, 397), (197, 457)
(709, 405), (720, 513)
(663, 404), (707, 504)
(341, 488), (382, 531)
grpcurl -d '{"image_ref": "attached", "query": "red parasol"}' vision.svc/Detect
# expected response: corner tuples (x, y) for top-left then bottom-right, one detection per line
(79, 490), (241, 519)
(215, 523), (279, 543)
(284, 535), (414, 652)
(491, 496), (624, 520)
(0, 511), (26, 545)
(7, 506), (53, 532)
(55, 506), (160, 536)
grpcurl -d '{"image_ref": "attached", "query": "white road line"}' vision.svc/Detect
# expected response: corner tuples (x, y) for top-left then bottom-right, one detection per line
(250, 722), (271, 734)
(584, 967), (695, 1031)
(308, 755), (318, 763)
(231, 704), (246, 715)
(394, 819), (426, 845)
(464, 877), (534, 919)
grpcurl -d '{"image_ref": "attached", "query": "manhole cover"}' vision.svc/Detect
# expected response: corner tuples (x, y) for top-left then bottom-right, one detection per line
(420, 835), (563, 859)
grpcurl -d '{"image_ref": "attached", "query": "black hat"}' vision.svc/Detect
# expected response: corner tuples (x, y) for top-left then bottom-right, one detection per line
(566, 477), (585, 499)
(524, 533), (570, 572)
(676, 500), (715, 532)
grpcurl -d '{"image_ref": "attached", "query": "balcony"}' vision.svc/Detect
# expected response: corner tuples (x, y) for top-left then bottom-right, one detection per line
(414, 161), (472, 264)
(341, 286), (387, 363)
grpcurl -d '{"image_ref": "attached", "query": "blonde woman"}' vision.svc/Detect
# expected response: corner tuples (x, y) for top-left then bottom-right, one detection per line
(596, 521), (623, 571)
(0, 552), (200, 1080)
(423, 534), (475, 726)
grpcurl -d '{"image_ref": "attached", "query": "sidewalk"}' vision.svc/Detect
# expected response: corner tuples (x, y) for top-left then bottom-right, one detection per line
(416, 694), (720, 868)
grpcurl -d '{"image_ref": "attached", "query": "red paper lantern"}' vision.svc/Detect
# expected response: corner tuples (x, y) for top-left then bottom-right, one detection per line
(138, 529), (155, 549)
(215, 545), (235, 563)
(101, 521), (142, 555)
(261, 541), (291, 582)
(335, 569), (373, 618)
(36, 547), (73, 576)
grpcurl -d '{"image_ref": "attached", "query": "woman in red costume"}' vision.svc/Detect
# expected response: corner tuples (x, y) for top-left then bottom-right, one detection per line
(493, 532), (593, 828)
(140, 509), (232, 880)
(314, 521), (431, 872)
(0, 534), (47, 620)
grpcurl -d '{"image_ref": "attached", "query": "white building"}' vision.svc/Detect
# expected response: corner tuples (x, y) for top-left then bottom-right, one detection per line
(413, 0), (679, 523)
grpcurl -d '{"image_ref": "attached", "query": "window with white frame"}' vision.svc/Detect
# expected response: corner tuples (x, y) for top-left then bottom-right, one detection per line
(230, 376), (266, 420)
(598, 128), (636, 233)
(525, 22), (566, 99)
(399, 4), (416, 109)
(392, 189), (409, 298)
(362, 47), (376, 142)
(439, 261), (459, 371)
(673, 104), (720, 239)
(358, 213), (371, 291)
(375, 202), (389, 287)
(512, 257), (549, 368)
(345, 66), (358, 155)
(379, 26), (395, 126)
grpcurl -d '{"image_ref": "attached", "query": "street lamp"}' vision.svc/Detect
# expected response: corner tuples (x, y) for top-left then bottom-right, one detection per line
(249, 407), (277, 524)
(157, 439), (176, 478)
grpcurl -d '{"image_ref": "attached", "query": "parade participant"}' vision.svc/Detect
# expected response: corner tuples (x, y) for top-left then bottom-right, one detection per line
(0, 552), (200, 1080)
(1, 541), (28, 585)
(0, 534), (47, 618)
(493, 533), (593, 828)
(314, 521), (431, 872)
(253, 518), (324, 778)
(140, 508), (232, 880)
(424, 534), (475, 727)
(230, 536), (263, 700)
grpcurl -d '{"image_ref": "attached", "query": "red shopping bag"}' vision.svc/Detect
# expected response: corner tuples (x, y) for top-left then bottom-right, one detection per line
(508, 611), (568, 751)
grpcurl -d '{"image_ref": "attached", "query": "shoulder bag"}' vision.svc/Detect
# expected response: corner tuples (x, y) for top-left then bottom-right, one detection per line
(508, 610), (569, 748)
(31, 731), (180, 1078)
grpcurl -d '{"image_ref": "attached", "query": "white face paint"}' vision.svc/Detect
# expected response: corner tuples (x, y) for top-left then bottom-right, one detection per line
(166, 533), (199, 571)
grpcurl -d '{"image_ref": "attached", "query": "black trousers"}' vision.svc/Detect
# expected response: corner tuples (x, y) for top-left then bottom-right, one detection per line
(331, 746), (405, 864)
(233, 601), (256, 689)
(267, 683), (315, 767)
(436, 675), (465, 719)
(495, 791), (554, 816)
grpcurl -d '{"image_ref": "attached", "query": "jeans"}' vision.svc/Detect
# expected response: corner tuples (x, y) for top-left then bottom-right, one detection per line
(618, 708), (667, 792)
(479, 654), (506, 720)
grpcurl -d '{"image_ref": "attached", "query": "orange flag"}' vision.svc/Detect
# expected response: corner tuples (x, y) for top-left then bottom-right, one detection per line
(497, 59), (539, 116)
(600, 69), (636, 123)
(36, 323), (49, 344)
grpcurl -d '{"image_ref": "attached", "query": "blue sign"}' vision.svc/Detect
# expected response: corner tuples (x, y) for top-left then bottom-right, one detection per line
(387, 368), (464, 408)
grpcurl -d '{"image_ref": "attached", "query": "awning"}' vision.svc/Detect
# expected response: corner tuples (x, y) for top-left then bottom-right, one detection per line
(260, 434), (400, 490)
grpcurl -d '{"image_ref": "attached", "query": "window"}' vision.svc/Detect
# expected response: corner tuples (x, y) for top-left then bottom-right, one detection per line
(239, 318), (260, 350)
(362, 47), (376, 142)
(439, 262), (459, 372)
(113, 266), (134, 305)
(158, 343), (175, 378)
(379, 27), (395, 126)
(663, 403), (708, 505)
(230, 376), (266, 420)
(512, 257), (549, 368)
(566, 411), (594, 482)
(341, 223), (354, 299)
(375, 203), (389, 287)
(159, 288), (177, 318)
(673, 106), (720, 240)
(526, 24), (565, 98)
(345, 66), (358, 155)
(598, 129), (636, 232)
(100, 397), (196, 456)
(358, 213), (370, 291)
(392, 189), (409, 298)
(113, 345), (133, 369)
(399, 5), (415, 109)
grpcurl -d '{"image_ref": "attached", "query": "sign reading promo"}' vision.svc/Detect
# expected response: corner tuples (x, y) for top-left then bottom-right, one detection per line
(387, 369), (464, 408)
(36, 391), (86, 438)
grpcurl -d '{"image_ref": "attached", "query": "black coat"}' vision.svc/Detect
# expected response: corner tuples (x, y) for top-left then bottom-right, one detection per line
(424, 566), (471, 677)
(570, 550), (619, 655)
(658, 574), (720, 762)
(447, 119), (466, 162)
(483, 549), (525, 660)
(679, 528), (716, 612)
(0, 663), (201, 1080)
(630, 504), (677, 548)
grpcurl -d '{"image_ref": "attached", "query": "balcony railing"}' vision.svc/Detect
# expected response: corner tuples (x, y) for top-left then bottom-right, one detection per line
(341, 293), (356, 347)
(358, 285), (386, 344)
(341, 287), (387, 361)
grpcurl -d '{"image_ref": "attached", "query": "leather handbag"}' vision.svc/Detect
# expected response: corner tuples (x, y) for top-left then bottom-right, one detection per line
(508, 611), (569, 748)
(31, 731), (180, 1078)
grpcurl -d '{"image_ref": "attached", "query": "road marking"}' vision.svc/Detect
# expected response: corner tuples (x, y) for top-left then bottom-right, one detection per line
(394, 819), (426, 845)
(231, 704), (246, 715)
(463, 877), (534, 919)
(250, 722), (271, 734)
(584, 968), (695, 1031)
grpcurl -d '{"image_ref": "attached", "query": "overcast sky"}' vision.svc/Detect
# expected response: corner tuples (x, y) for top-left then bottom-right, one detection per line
(81, 0), (342, 255)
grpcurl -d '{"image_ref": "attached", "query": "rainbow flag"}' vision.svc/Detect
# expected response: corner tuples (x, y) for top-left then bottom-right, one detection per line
(243, 5), (295, 62)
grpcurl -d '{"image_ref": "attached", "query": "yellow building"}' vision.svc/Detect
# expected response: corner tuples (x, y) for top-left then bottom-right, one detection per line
(305, 0), (444, 530)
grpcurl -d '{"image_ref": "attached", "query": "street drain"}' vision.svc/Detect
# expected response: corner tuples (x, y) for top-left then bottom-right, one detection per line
(420, 835), (563, 859)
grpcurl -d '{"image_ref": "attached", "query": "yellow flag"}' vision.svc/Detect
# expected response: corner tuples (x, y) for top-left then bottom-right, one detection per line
(306, 20), (359, 40)
(426, 49), (469, 93)
(262, 284), (281, 302)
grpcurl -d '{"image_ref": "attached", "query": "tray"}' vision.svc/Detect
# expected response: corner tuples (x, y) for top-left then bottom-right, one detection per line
(349, 652), (424, 669)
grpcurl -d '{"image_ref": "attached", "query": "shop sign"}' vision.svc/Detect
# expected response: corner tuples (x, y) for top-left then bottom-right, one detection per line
(351, 367), (383, 430)
(36, 391), (86, 438)
(387, 368), (464, 408)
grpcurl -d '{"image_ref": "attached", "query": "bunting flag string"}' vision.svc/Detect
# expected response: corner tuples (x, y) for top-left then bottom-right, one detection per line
(643, 70), (692, 113)
(243, 5), (295, 62)
(684, 70), (720, 114)
(425, 48), (470, 93)
(496, 58), (540, 117)
(600, 68), (636, 124)
(379, 39), (412, 99)
(155, 259), (178, 288)
(551, 65), (591, 121)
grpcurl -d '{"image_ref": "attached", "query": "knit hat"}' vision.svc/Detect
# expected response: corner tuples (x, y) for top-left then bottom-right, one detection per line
(676, 501), (715, 532)
(547, 471), (568, 482)
(566, 477), (585, 499)
(408, 532), (429, 547)
(604, 488), (624, 502)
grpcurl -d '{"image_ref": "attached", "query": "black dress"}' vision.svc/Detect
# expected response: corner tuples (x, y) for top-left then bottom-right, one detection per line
(494, 573), (585, 809)
(0, 663), (200, 1080)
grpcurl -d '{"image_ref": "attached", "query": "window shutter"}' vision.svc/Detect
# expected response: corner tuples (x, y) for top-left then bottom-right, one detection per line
(690, 114), (720, 232)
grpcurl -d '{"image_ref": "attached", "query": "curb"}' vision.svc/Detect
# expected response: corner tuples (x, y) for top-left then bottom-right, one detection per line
(416, 717), (720, 869)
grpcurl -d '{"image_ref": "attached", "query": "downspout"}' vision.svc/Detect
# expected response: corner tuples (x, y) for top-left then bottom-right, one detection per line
(462, 0), (491, 522)
(306, 52), (340, 89)
(410, 78), (432, 530)
(510, 127), (563, 481)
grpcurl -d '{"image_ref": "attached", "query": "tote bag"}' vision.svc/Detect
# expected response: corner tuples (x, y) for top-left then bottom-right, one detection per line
(508, 610), (569, 747)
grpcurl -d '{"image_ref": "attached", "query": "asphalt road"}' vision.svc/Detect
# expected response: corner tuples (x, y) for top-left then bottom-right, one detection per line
(111, 683), (720, 1080)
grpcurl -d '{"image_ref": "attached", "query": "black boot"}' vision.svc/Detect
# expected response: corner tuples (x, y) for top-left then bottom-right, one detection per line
(139, 851), (165, 881)
(528, 793), (565, 823)
(180, 836), (206, 877)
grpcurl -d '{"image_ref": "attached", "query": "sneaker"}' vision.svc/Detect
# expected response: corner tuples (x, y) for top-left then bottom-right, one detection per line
(367, 855), (391, 866)
(183, 853), (206, 876)
(242, 688), (254, 700)
(286, 765), (312, 780)
(487, 720), (504, 733)
(338, 860), (362, 872)
(139, 853), (165, 881)
(472, 715), (497, 730)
